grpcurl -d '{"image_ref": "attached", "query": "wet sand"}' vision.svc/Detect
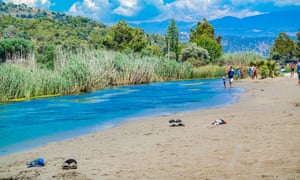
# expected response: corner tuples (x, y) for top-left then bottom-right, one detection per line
(0, 77), (299, 180)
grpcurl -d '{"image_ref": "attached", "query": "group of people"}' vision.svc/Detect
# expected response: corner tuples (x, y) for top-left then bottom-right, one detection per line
(249, 65), (258, 80)
(223, 59), (300, 88)
(223, 65), (245, 88)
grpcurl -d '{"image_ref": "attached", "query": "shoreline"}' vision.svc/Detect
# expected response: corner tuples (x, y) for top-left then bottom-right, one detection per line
(0, 79), (242, 156)
(0, 77), (299, 179)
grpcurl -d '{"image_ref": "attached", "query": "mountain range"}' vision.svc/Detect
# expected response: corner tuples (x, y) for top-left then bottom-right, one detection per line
(130, 10), (299, 55)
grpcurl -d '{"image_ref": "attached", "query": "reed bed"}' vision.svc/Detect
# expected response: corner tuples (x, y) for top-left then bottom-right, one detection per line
(192, 65), (226, 79)
(0, 48), (194, 101)
(219, 51), (266, 66)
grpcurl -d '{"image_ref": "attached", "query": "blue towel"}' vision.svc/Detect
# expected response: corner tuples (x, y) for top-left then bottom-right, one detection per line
(27, 158), (45, 167)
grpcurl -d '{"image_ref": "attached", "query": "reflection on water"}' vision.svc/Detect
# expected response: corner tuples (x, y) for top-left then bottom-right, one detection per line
(0, 79), (243, 155)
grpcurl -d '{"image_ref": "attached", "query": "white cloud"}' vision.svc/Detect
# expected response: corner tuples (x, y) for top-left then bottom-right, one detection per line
(3, 0), (51, 8)
(10, 0), (298, 25)
(112, 0), (140, 16)
(230, 0), (300, 6)
(67, 0), (110, 21)
(273, 0), (300, 6)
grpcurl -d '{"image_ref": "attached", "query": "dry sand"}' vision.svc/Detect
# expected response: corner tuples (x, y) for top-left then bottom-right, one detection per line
(0, 77), (299, 180)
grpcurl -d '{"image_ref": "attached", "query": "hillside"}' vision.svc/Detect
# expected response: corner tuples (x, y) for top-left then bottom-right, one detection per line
(1, 2), (70, 20)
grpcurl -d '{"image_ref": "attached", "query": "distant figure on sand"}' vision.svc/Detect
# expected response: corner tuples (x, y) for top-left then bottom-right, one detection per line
(254, 65), (257, 79)
(290, 62), (295, 78)
(235, 68), (241, 80)
(228, 66), (234, 88)
(240, 66), (245, 79)
(249, 65), (255, 79)
(222, 76), (226, 88)
(297, 59), (300, 85)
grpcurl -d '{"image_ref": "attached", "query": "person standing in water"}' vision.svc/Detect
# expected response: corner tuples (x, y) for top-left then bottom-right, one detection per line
(228, 65), (235, 88)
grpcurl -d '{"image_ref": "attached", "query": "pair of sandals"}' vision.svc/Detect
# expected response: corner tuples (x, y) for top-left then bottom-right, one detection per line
(62, 159), (77, 170)
(169, 119), (185, 127)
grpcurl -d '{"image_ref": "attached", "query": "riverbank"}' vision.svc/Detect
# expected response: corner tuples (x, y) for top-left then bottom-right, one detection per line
(0, 77), (299, 179)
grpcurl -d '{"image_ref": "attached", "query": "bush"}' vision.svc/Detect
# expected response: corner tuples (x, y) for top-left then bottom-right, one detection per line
(180, 43), (210, 66)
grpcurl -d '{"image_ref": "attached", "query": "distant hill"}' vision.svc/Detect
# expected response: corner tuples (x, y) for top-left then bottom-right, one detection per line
(130, 10), (300, 55)
(130, 10), (300, 37)
(0, 2), (109, 68)
(0, 2), (70, 20)
(0, 2), (107, 42)
(210, 10), (300, 37)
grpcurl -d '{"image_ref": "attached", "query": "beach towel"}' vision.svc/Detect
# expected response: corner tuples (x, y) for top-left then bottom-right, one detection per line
(26, 158), (45, 167)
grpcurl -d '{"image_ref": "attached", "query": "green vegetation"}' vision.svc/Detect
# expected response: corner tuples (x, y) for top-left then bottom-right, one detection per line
(0, 48), (194, 101)
(0, 2), (294, 102)
(0, 37), (34, 62)
(270, 30), (300, 63)
(189, 18), (223, 61)
(166, 19), (179, 59)
(180, 43), (210, 66)
(218, 51), (266, 66)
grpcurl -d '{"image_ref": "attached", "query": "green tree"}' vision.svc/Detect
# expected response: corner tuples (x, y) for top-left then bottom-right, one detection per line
(35, 43), (55, 69)
(0, 38), (34, 62)
(270, 32), (296, 61)
(180, 43), (210, 66)
(129, 28), (147, 52)
(189, 18), (222, 61)
(166, 19), (179, 59)
(103, 21), (147, 52)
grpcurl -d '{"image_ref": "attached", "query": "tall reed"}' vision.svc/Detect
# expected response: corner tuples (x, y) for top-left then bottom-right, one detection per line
(192, 65), (226, 79)
(1, 48), (197, 101)
(219, 51), (266, 66)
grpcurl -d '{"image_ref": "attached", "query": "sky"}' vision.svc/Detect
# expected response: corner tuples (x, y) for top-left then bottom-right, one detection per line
(2, 0), (300, 25)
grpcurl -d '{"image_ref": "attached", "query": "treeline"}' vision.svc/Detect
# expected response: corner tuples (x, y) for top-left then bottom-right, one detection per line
(0, 1), (226, 69)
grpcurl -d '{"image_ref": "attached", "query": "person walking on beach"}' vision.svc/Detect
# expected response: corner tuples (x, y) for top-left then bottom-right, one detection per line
(228, 65), (234, 88)
(235, 68), (241, 80)
(254, 65), (258, 79)
(297, 59), (300, 85)
(241, 66), (245, 79)
(290, 62), (295, 78)
(249, 65), (255, 79)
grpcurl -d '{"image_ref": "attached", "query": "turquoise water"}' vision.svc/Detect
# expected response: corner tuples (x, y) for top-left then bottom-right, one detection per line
(0, 79), (243, 155)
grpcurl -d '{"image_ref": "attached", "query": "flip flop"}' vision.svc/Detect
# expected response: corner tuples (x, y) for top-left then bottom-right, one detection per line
(169, 119), (176, 123)
(175, 119), (182, 123)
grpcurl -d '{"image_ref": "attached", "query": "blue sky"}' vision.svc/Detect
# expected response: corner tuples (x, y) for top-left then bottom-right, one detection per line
(3, 0), (300, 25)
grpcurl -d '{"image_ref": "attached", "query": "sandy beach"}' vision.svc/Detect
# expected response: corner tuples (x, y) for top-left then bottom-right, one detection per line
(0, 77), (299, 180)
